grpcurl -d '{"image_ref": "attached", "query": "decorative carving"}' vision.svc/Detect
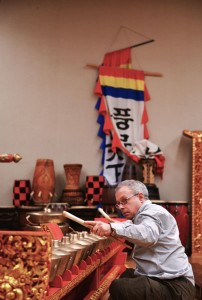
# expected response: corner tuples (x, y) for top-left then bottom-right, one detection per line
(183, 130), (202, 254)
(0, 231), (51, 299)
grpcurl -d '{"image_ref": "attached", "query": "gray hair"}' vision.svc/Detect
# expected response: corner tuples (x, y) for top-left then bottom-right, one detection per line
(115, 180), (149, 199)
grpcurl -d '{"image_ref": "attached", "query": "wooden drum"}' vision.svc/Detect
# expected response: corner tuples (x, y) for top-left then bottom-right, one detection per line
(153, 200), (190, 251)
(32, 159), (56, 205)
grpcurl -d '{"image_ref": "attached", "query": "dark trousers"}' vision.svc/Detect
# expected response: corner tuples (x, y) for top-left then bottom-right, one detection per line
(108, 268), (196, 300)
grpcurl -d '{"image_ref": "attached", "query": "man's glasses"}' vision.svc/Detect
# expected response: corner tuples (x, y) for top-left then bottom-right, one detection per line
(115, 193), (139, 209)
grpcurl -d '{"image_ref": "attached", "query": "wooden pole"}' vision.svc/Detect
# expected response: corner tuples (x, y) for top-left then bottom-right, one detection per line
(86, 64), (163, 77)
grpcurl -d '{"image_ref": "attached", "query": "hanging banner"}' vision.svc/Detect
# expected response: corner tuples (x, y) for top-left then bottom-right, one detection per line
(95, 65), (150, 184)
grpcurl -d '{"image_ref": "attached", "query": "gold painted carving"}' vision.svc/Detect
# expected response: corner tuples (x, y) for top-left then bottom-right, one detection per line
(0, 231), (51, 300)
(88, 265), (122, 300)
(183, 130), (202, 254)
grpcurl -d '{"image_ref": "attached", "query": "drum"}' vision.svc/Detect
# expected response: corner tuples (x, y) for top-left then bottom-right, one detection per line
(85, 175), (105, 205)
(61, 164), (84, 205)
(153, 200), (190, 250)
(63, 164), (82, 189)
(166, 202), (190, 249)
(32, 159), (56, 205)
(101, 185), (117, 215)
(13, 179), (31, 207)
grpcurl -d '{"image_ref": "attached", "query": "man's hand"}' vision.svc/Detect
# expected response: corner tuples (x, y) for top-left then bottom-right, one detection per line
(84, 221), (111, 237)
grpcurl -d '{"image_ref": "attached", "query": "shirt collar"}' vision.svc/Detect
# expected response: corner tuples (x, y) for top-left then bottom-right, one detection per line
(132, 200), (152, 223)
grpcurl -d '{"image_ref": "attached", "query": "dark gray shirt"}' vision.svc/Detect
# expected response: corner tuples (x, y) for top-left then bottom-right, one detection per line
(111, 200), (194, 285)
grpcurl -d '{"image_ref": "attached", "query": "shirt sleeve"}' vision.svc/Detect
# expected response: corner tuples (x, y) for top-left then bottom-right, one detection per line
(110, 215), (161, 247)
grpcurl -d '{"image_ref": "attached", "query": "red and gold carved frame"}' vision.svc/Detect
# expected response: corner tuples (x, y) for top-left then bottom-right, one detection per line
(183, 130), (202, 255)
(0, 230), (51, 299)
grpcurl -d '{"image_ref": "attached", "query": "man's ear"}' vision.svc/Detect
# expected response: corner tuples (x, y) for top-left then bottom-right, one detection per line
(138, 193), (145, 203)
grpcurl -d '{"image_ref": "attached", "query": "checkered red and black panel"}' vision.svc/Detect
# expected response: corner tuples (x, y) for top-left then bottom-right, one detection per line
(13, 180), (31, 206)
(85, 176), (105, 203)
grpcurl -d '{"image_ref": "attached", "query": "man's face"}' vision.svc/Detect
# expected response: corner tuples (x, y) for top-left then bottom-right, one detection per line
(115, 186), (143, 219)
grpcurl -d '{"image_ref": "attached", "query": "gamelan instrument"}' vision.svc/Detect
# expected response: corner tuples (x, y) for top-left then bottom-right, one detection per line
(62, 210), (132, 249)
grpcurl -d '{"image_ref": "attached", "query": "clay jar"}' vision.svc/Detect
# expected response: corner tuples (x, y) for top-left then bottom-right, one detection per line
(32, 159), (55, 205)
